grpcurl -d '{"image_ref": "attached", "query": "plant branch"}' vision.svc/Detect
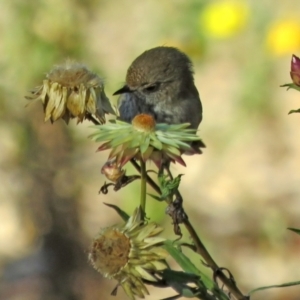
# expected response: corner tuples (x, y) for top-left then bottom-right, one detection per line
(183, 219), (248, 300)
(157, 164), (247, 299)
(140, 160), (147, 215)
(86, 116), (247, 299)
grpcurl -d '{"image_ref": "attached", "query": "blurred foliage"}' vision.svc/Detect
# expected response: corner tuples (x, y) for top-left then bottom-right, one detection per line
(1, 0), (300, 299)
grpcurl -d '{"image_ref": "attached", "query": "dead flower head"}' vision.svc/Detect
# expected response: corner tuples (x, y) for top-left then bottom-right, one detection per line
(26, 61), (115, 123)
(89, 207), (168, 299)
(89, 113), (204, 168)
(101, 159), (126, 183)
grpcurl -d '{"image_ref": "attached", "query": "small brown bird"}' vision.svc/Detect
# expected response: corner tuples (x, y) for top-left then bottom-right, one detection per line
(113, 46), (202, 130)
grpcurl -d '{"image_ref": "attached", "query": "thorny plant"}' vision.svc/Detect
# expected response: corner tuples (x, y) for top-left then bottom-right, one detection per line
(26, 58), (300, 299)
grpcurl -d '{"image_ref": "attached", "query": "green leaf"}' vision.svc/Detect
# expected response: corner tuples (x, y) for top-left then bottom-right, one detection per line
(157, 174), (183, 200)
(129, 136), (143, 148)
(157, 134), (180, 147)
(158, 131), (199, 142)
(156, 123), (191, 131)
(149, 137), (163, 150)
(162, 269), (200, 283)
(103, 203), (129, 221)
(161, 269), (203, 298)
(163, 240), (213, 289)
(163, 145), (181, 156)
(281, 83), (300, 91)
(147, 193), (165, 202)
(288, 227), (300, 235)
(249, 280), (300, 295)
(288, 108), (300, 114)
(115, 119), (130, 126)
(163, 241), (230, 300)
(164, 174), (182, 190)
(140, 134), (150, 154)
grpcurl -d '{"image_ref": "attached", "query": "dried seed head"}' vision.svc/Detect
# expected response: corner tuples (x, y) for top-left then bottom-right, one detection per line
(89, 207), (168, 299)
(89, 227), (131, 277)
(101, 159), (125, 182)
(26, 61), (115, 124)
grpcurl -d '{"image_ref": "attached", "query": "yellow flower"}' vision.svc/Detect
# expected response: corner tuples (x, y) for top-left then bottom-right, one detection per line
(199, 0), (248, 38)
(26, 61), (115, 123)
(89, 207), (168, 300)
(266, 20), (300, 56)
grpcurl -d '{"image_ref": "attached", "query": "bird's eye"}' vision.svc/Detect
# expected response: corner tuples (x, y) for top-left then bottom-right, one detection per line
(143, 84), (159, 93)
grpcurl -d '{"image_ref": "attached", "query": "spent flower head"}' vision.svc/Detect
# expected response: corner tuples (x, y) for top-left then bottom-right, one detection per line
(26, 61), (115, 123)
(101, 159), (126, 183)
(89, 207), (168, 299)
(89, 114), (204, 168)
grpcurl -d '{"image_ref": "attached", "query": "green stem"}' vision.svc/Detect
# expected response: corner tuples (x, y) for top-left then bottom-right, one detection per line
(140, 160), (147, 216)
(130, 159), (160, 194)
(183, 219), (247, 300)
(86, 116), (245, 298)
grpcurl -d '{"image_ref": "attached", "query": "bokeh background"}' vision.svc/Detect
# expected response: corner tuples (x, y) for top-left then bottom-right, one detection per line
(1, 0), (300, 299)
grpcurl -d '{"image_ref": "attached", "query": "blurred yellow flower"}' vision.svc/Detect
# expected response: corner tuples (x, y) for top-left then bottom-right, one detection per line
(199, 0), (249, 38)
(266, 20), (300, 56)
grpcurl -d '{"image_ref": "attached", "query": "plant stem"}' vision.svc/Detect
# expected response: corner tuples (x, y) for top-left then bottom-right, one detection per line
(130, 159), (160, 194)
(140, 160), (147, 216)
(183, 219), (248, 300)
(151, 164), (246, 298)
(86, 117), (246, 299)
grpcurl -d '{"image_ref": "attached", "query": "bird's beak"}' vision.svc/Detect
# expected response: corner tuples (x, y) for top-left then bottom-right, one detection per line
(113, 85), (132, 95)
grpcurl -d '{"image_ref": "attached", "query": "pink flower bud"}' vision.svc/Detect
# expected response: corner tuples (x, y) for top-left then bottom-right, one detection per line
(290, 54), (300, 86)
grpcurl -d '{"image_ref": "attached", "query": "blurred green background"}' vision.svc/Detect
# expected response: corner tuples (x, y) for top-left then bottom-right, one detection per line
(1, 0), (300, 299)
